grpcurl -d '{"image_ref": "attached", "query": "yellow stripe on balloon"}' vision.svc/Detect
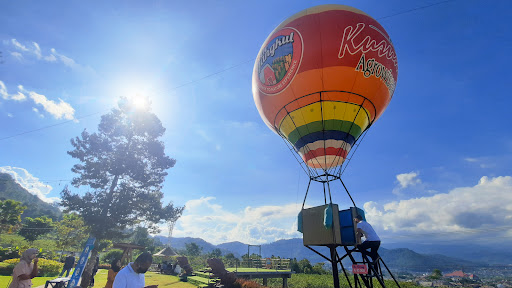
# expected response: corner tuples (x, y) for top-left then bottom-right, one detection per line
(278, 102), (371, 138)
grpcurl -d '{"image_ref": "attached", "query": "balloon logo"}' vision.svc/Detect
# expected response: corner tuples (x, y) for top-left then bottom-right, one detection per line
(252, 5), (398, 171)
(256, 27), (303, 95)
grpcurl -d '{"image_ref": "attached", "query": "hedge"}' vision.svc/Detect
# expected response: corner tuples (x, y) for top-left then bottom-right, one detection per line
(0, 259), (63, 276)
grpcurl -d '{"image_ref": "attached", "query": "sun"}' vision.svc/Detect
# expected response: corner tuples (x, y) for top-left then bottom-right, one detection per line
(129, 94), (150, 110)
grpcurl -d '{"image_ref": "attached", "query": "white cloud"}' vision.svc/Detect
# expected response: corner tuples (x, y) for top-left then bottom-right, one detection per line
(0, 166), (59, 203)
(0, 80), (26, 101)
(8, 39), (87, 71)
(7, 113), (13, 118)
(19, 85), (75, 120)
(464, 156), (494, 169)
(11, 39), (29, 52)
(32, 107), (44, 118)
(172, 197), (302, 244)
(168, 176), (512, 246)
(365, 176), (512, 244)
(1, 81), (75, 119)
(10, 52), (23, 60)
(392, 171), (421, 195)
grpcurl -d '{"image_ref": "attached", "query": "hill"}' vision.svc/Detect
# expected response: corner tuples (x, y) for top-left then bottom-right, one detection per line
(0, 172), (61, 220)
(158, 236), (484, 272)
(385, 242), (512, 266)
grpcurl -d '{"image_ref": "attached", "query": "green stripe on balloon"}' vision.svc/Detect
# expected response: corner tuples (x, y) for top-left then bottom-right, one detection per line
(285, 119), (363, 145)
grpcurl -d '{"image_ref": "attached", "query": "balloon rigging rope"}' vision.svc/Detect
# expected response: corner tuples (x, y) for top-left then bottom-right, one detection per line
(284, 103), (319, 178)
(332, 99), (367, 177)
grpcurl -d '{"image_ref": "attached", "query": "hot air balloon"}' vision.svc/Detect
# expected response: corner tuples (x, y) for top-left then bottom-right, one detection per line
(252, 5), (400, 288)
(252, 4), (398, 177)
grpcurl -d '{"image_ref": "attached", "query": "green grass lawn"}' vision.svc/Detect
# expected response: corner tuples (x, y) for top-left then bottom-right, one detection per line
(0, 275), (55, 287)
(0, 270), (196, 288)
(91, 269), (196, 288)
(226, 267), (290, 272)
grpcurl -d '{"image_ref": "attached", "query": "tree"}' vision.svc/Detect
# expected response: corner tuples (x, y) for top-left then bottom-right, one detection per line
(185, 242), (202, 256)
(431, 269), (443, 280)
(55, 213), (89, 255)
(298, 259), (312, 274)
(312, 263), (327, 275)
(18, 216), (54, 242)
(208, 248), (222, 258)
(0, 199), (26, 233)
(60, 98), (184, 287)
(223, 253), (239, 267)
(130, 226), (157, 252)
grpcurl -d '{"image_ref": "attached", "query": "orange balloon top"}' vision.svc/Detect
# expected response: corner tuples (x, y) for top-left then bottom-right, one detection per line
(253, 4), (397, 128)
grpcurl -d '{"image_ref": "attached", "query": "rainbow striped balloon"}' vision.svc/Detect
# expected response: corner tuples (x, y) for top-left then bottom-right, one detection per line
(252, 4), (398, 170)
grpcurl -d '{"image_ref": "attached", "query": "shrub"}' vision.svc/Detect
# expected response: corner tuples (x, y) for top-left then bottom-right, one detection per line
(100, 249), (123, 264)
(0, 262), (13, 276)
(1, 258), (63, 276)
(38, 259), (63, 276)
(234, 279), (264, 288)
(0, 247), (20, 261)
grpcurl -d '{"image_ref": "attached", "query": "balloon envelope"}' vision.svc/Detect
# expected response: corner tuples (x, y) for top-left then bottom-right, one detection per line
(252, 4), (398, 171)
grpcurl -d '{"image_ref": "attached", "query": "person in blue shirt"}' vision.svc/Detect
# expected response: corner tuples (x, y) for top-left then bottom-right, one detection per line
(354, 215), (381, 263)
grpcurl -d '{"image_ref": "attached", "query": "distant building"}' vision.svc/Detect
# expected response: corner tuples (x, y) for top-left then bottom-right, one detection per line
(445, 270), (480, 281)
(445, 270), (467, 278)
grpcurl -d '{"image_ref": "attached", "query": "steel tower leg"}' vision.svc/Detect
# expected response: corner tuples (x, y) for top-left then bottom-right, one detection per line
(330, 246), (340, 288)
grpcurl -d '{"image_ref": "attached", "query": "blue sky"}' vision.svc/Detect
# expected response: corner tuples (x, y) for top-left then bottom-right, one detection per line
(1, 0), (512, 247)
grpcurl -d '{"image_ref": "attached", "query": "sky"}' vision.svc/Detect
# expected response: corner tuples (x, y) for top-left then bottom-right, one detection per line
(1, 0), (512, 248)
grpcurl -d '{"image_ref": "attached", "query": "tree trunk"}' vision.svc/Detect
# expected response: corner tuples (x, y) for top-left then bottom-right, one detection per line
(79, 248), (99, 288)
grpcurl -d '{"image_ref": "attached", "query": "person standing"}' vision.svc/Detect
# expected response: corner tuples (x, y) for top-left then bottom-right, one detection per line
(60, 253), (75, 277)
(354, 215), (381, 263)
(9, 248), (39, 288)
(104, 258), (122, 288)
(113, 252), (157, 288)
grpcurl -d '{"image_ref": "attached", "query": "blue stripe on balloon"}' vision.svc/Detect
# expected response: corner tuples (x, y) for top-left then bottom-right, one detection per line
(294, 131), (356, 152)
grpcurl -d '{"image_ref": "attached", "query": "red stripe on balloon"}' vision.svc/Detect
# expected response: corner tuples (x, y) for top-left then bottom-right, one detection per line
(302, 147), (348, 163)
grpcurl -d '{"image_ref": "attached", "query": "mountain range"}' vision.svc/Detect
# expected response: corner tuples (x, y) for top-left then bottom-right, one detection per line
(2, 172), (509, 270)
(0, 172), (61, 220)
(155, 236), (511, 272)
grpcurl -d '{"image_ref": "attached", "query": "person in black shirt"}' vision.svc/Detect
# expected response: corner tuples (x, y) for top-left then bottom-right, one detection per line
(60, 253), (75, 277)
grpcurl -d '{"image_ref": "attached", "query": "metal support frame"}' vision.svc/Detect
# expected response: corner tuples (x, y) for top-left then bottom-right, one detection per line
(300, 173), (400, 288)
(305, 245), (401, 288)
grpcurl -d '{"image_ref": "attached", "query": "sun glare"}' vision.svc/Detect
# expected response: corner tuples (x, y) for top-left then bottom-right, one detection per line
(130, 95), (149, 110)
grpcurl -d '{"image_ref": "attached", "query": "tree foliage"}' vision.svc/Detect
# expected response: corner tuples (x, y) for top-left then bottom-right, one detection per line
(61, 99), (184, 239)
(60, 98), (184, 287)
(0, 199), (26, 233)
(130, 226), (158, 252)
(208, 248), (222, 258)
(55, 213), (89, 252)
(430, 269), (443, 280)
(18, 216), (54, 242)
(185, 242), (203, 256)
